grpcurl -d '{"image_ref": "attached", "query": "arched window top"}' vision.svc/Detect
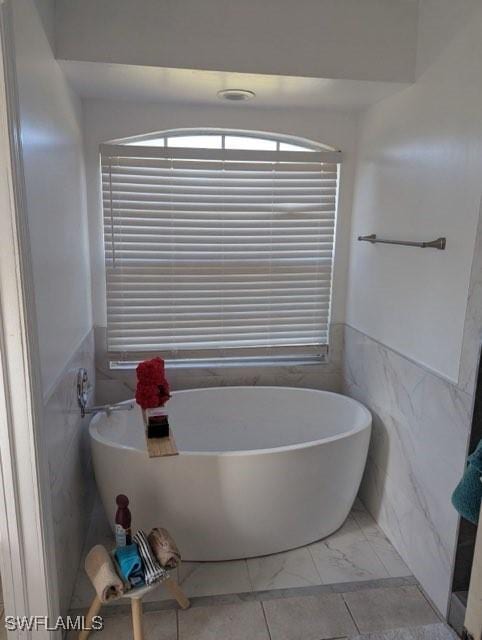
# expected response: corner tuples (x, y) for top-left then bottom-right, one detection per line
(112, 128), (335, 153)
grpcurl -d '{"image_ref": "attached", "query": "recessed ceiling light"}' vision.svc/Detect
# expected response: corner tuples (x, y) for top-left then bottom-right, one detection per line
(217, 89), (256, 102)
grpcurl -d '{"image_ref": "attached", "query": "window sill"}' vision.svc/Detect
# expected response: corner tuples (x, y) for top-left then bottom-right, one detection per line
(110, 354), (329, 371)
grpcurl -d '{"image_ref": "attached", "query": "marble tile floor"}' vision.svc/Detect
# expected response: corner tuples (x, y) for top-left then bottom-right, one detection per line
(68, 585), (448, 640)
(70, 497), (412, 611)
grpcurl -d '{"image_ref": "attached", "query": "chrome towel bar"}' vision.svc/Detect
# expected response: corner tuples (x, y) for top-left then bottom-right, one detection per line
(358, 234), (446, 250)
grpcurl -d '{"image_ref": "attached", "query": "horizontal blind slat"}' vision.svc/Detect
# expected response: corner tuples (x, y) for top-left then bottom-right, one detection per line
(103, 183), (337, 193)
(103, 177), (338, 188)
(106, 226), (334, 237)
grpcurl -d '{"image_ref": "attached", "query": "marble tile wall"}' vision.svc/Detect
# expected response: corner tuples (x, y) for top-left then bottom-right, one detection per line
(342, 324), (474, 615)
(93, 323), (344, 405)
(43, 329), (96, 617)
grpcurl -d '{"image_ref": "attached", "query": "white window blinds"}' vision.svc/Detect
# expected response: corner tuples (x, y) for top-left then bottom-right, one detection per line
(101, 142), (341, 361)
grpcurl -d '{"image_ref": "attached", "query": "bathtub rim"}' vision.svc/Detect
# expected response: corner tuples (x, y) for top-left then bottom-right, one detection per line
(89, 386), (372, 457)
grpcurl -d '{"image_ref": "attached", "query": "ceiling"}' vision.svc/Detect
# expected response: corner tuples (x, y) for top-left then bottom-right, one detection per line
(61, 61), (410, 111)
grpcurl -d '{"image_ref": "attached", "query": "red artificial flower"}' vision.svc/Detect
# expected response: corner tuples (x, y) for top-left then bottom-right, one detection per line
(135, 383), (163, 410)
(136, 357), (165, 385)
(135, 357), (171, 410)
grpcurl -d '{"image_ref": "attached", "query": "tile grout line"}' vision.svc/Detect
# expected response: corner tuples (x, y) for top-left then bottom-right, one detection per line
(260, 601), (273, 640)
(350, 508), (398, 579)
(414, 585), (444, 623)
(248, 545), (325, 591)
(350, 512), (394, 578)
(341, 594), (361, 634)
(306, 543), (325, 586)
(244, 558), (256, 593)
(308, 515), (392, 585)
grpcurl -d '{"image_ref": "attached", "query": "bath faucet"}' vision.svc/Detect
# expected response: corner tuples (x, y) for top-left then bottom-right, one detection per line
(83, 401), (136, 417)
(77, 367), (136, 417)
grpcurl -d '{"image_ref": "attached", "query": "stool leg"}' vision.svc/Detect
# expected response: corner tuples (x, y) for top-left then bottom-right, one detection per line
(79, 595), (102, 640)
(131, 598), (144, 640)
(164, 577), (190, 610)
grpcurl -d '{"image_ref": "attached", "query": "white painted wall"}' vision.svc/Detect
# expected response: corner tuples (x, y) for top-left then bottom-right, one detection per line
(11, 0), (96, 615)
(55, 0), (418, 84)
(82, 99), (358, 332)
(346, 0), (482, 382)
(13, 0), (93, 396)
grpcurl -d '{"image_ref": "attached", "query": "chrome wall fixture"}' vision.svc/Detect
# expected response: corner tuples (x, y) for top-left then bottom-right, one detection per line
(77, 367), (91, 418)
(77, 367), (135, 417)
(358, 234), (446, 250)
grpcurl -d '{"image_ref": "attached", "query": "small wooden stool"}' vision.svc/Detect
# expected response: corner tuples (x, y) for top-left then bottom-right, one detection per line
(79, 576), (190, 640)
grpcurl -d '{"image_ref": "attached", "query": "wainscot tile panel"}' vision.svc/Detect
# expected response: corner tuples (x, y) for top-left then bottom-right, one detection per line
(44, 329), (96, 616)
(342, 325), (472, 615)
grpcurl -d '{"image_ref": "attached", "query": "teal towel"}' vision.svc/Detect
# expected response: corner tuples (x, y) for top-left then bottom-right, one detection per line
(452, 440), (482, 524)
(115, 543), (144, 585)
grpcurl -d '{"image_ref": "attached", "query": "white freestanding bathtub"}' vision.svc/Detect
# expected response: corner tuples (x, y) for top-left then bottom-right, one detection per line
(90, 386), (371, 561)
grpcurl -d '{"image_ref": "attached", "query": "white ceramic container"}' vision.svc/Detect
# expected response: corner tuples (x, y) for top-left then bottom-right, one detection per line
(89, 386), (371, 561)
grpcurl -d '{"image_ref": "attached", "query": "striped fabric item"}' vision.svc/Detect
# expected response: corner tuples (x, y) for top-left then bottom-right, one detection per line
(133, 530), (169, 585)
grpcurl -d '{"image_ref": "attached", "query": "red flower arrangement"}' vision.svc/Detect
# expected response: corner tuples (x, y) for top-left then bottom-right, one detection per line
(135, 357), (171, 410)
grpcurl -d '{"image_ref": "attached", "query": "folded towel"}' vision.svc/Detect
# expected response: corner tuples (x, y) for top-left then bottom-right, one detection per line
(148, 528), (181, 569)
(133, 530), (168, 585)
(115, 543), (144, 587)
(111, 552), (131, 593)
(452, 440), (482, 524)
(85, 545), (124, 603)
